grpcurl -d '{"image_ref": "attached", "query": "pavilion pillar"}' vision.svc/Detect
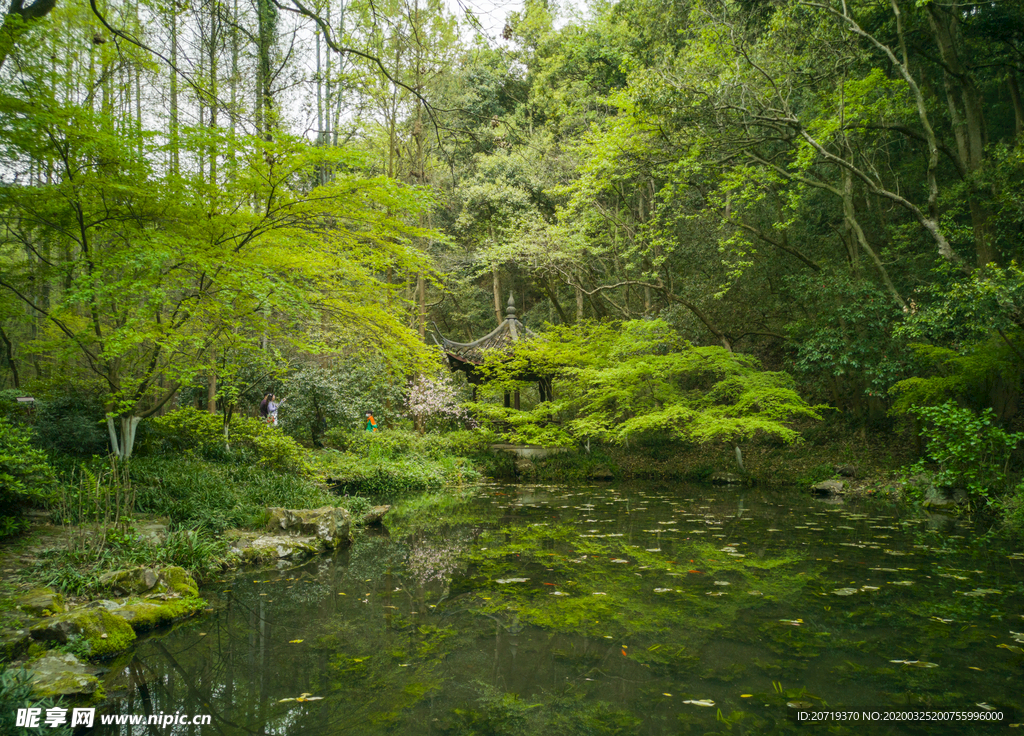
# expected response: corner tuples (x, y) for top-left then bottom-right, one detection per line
(514, 391), (520, 410)
(504, 391), (511, 408)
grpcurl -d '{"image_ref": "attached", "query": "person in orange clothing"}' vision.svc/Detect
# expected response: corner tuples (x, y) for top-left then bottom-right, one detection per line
(365, 411), (378, 432)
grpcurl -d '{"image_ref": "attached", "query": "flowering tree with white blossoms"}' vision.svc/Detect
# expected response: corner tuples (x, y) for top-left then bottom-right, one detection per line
(406, 372), (468, 434)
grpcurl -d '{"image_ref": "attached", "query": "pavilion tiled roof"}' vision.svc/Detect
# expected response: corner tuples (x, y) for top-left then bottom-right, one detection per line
(431, 294), (535, 365)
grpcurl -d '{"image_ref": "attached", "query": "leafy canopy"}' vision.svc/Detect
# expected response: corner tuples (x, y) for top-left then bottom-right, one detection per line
(471, 319), (821, 446)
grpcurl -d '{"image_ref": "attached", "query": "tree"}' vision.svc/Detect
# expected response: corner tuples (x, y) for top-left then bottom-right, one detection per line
(0, 0), (58, 71)
(470, 319), (821, 447)
(0, 67), (435, 457)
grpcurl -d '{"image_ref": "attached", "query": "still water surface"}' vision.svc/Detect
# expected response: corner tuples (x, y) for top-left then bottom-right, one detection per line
(102, 483), (1024, 734)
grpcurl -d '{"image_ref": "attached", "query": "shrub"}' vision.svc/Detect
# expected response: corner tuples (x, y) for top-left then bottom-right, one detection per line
(150, 408), (308, 474)
(34, 390), (108, 457)
(909, 402), (1022, 506)
(323, 427), (359, 451)
(317, 450), (478, 503)
(280, 359), (409, 444)
(0, 418), (53, 538)
(343, 428), (497, 460)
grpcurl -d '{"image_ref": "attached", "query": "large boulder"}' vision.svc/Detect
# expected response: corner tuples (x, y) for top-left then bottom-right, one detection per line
(30, 609), (136, 659)
(266, 506), (351, 549)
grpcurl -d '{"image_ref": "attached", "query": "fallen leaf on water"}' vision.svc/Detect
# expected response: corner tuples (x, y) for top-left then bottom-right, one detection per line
(653, 588), (673, 593)
(997, 644), (1024, 653)
(496, 578), (529, 584)
(978, 703), (997, 711)
(779, 619), (803, 626)
(832, 588), (858, 596)
(278, 693), (324, 703)
(681, 699), (715, 707)
(968, 667), (983, 671)
(289, 639), (303, 644)
(741, 694), (753, 698)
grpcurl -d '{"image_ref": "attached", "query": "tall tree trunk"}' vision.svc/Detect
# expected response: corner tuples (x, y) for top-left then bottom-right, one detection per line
(927, 3), (993, 266)
(207, 370), (217, 414)
(0, 325), (18, 388)
(169, 1), (179, 176)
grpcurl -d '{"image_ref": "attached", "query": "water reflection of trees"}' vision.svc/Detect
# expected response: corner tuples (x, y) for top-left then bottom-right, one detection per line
(100, 485), (1022, 734)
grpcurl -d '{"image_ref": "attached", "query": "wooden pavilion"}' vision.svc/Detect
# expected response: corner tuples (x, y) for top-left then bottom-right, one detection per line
(430, 295), (551, 409)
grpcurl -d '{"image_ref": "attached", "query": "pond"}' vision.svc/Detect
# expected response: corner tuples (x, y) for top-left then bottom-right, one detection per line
(99, 482), (1024, 734)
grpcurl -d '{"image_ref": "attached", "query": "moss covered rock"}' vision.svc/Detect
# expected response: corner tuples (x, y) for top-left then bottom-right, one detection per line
(29, 609), (136, 659)
(111, 597), (205, 631)
(155, 566), (199, 597)
(266, 506), (352, 548)
(0, 628), (31, 659)
(98, 566), (199, 598)
(98, 567), (160, 596)
(16, 587), (66, 616)
(248, 535), (321, 559)
(26, 652), (104, 701)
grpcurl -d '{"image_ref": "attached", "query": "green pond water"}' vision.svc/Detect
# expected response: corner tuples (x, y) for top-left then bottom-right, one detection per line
(101, 482), (1024, 734)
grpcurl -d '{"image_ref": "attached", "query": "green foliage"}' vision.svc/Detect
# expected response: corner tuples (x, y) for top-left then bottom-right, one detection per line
(908, 402), (1022, 506)
(341, 428), (497, 460)
(280, 357), (411, 445)
(471, 320), (820, 447)
(31, 526), (227, 595)
(317, 449), (478, 503)
(150, 407), (309, 474)
(795, 463), (837, 487)
(0, 662), (71, 736)
(891, 264), (1024, 417)
(889, 337), (1018, 416)
(0, 417), (53, 538)
(33, 390), (109, 457)
(788, 271), (912, 414)
(314, 429), (485, 502)
(129, 457), (335, 533)
(54, 460), (136, 556)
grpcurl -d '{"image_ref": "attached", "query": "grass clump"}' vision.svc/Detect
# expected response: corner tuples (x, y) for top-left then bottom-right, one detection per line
(129, 457), (335, 532)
